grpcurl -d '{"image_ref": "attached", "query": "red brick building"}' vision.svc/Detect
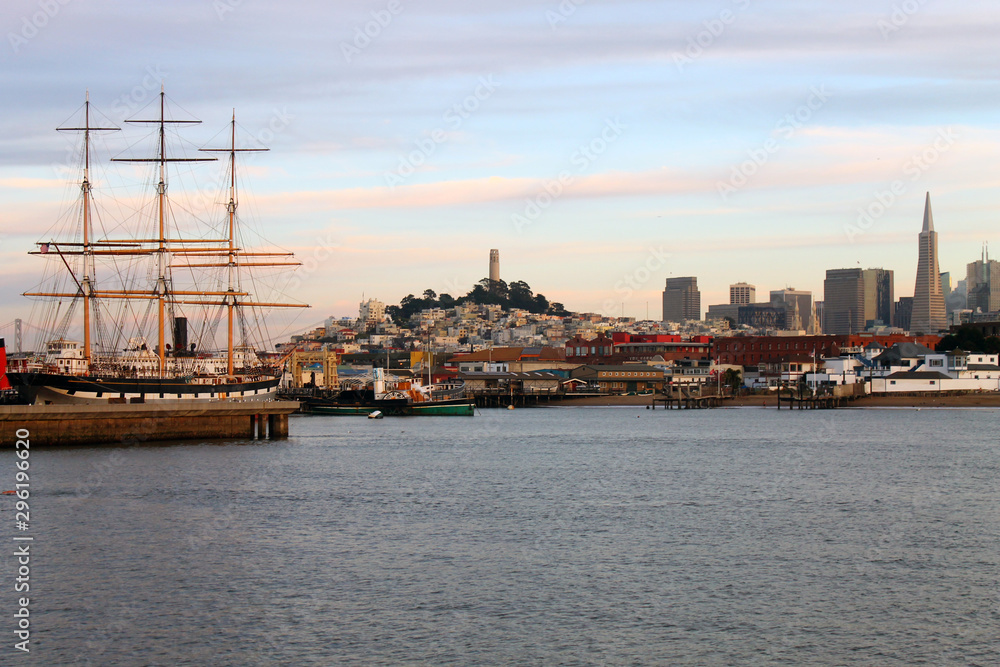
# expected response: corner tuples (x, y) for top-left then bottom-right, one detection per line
(565, 334), (616, 363)
(566, 333), (712, 365)
(713, 333), (942, 366)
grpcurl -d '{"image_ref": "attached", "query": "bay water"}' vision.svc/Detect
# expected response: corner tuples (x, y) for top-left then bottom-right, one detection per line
(4, 406), (999, 665)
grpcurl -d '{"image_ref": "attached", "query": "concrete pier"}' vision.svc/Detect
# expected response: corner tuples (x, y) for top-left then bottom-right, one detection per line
(0, 401), (299, 446)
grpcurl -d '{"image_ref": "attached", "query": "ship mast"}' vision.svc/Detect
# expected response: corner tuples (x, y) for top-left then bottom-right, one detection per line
(56, 92), (120, 366)
(111, 87), (215, 377)
(27, 91), (310, 379)
(199, 111), (267, 376)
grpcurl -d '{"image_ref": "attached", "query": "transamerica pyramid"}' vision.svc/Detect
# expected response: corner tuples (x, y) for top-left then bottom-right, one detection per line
(910, 192), (947, 333)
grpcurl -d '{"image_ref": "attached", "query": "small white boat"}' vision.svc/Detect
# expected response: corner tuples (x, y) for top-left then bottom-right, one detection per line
(368, 410), (383, 419)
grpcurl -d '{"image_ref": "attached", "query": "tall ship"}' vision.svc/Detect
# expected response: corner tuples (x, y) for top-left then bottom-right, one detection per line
(7, 90), (308, 404)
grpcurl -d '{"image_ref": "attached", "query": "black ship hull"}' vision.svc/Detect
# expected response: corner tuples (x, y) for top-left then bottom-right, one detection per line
(6, 372), (281, 405)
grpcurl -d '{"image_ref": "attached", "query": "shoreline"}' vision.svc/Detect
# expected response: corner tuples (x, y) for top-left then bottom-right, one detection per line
(553, 393), (1000, 408)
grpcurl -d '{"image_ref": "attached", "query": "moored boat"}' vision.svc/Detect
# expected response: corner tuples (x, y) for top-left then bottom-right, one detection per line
(7, 90), (307, 404)
(302, 368), (475, 416)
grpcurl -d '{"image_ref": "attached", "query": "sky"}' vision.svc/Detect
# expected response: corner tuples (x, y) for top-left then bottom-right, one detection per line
(2, 0), (1000, 341)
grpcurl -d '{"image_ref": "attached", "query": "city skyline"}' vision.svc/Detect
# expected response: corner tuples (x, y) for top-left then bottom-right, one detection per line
(2, 1), (1000, 334)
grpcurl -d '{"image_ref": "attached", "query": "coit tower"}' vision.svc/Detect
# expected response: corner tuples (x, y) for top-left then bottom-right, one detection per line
(489, 249), (500, 283)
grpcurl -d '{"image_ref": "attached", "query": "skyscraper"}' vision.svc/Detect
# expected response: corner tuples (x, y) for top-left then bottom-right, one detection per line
(965, 246), (1000, 313)
(823, 269), (865, 335)
(910, 193), (947, 333)
(662, 277), (701, 322)
(894, 297), (913, 331)
(822, 268), (894, 335)
(864, 268), (895, 327)
(729, 283), (755, 305)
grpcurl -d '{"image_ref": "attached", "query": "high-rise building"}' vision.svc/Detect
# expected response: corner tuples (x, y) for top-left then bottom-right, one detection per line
(910, 193), (947, 333)
(823, 269), (865, 335)
(729, 283), (755, 305)
(947, 279), (968, 313)
(662, 277), (701, 322)
(770, 288), (814, 332)
(359, 298), (386, 328)
(864, 268), (895, 328)
(894, 297), (913, 331)
(489, 249), (500, 283)
(940, 272), (952, 298)
(965, 247), (1000, 313)
(822, 268), (894, 335)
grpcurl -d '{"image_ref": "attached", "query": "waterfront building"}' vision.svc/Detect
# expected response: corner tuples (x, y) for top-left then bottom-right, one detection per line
(667, 358), (713, 385)
(570, 365), (665, 393)
(450, 346), (571, 373)
(563, 333), (712, 365)
(662, 277), (701, 322)
(459, 370), (562, 395)
(910, 193), (947, 333)
(712, 332), (940, 367)
(730, 283), (756, 305)
(564, 334), (616, 364)
(714, 334), (841, 367)
(612, 333), (713, 364)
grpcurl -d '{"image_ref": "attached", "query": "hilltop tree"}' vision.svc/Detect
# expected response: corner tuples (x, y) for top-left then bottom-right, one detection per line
(388, 278), (562, 325)
(547, 302), (569, 316)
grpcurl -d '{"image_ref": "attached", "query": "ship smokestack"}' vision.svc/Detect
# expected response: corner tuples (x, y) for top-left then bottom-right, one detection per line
(173, 318), (188, 356)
